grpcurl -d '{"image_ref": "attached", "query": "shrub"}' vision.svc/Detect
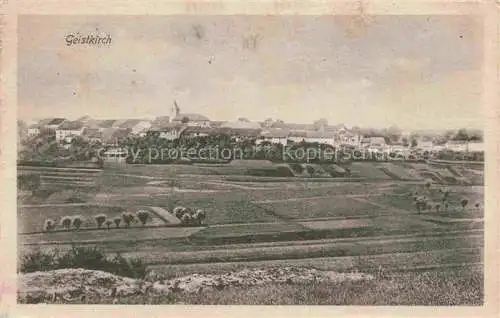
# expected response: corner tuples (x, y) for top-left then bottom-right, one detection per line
(94, 214), (107, 229)
(136, 210), (150, 226)
(20, 249), (57, 272)
(113, 217), (122, 228)
(181, 213), (193, 226)
(43, 219), (55, 232)
(18, 174), (41, 193)
(105, 220), (113, 229)
(173, 206), (186, 219)
(60, 216), (72, 230)
(195, 209), (206, 224)
(20, 246), (147, 279)
(72, 216), (83, 230)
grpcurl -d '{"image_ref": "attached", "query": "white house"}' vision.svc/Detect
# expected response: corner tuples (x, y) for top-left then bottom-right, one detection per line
(55, 121), (85, 142)
(149, 123), (186, 140)
(257, 129), (290, 146)
(27, 124), (41, 137)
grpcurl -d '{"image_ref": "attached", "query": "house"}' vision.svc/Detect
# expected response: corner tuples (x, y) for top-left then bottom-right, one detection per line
(117, 119), (152, 135)
(26, 118), (66, 136)
(171, 113), (211, 127)
(44, 118), (67, 130)
(288, 130), (336, 146)
(101, 128), (131, 145)
(217, 127), (261, 142)
(151, 116), (170, 127)
(210, 120), (228, 128)
(361, 137), (387, 152)
(149, 123), (186, 140)
(257, 129), (290, 146)
(55, 121), (85, 142)
(181, 126), (214, 138)
(445, 140), (484, 153)
(82, 128), (103, 143)
(27, 124), (41, 137)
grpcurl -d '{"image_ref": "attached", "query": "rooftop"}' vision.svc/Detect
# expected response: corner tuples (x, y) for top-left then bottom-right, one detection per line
(173, 113), (210, 122)
(58, 121), (84, 130)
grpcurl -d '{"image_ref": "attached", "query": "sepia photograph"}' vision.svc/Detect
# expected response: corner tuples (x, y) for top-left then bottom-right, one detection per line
(15, 12), (487, 306)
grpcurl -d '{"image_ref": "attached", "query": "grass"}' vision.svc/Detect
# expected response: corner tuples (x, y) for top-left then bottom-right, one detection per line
(19, 226), (203, 245)
(118, 231), (482, 265)
(37, 268), (483, 305)
(194, 223), (304, 238)
(171, 269), (483, 305)
(256, 196), (388, 219)
(298, 219), (373, 230)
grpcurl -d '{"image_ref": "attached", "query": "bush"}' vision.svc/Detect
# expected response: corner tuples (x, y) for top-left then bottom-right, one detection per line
(43, 219), (55, 232)
(173, 206), (186, 219)
(72, 216), (83, 230)
(60, 216), (72, 230)
(20, 246), (147, 279)
(194, 209), (206, 225)
(136, 210), (150, 226)
(94, 214), (107, 229)
(18, 174), (41, 193)
(181, 213), (193, 226)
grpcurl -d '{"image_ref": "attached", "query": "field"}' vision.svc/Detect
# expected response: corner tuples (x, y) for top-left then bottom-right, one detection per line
(17, 160), (484, 304)
(18, 205), (168, 234)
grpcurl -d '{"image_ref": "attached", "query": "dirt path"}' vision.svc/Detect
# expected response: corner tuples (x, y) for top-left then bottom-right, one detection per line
(148, 206), (181, 225)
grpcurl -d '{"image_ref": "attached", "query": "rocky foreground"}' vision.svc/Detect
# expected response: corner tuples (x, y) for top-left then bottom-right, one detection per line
(19, 267), (374, 303)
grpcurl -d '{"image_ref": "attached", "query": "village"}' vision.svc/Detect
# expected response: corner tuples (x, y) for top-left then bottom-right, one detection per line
(18, 101), (484, 165)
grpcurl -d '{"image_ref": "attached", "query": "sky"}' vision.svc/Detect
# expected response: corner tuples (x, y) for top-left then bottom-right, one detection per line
(18, 15), (484, 130)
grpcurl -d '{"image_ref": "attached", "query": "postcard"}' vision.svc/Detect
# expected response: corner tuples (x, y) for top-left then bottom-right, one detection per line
(1, 0), (499, 317)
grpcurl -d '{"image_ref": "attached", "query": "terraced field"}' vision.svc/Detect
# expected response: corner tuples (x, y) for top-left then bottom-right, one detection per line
(18, 161), (484, 293)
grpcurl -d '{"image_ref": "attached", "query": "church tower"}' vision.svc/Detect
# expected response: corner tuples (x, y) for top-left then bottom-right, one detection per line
(170, 100), (180, 122)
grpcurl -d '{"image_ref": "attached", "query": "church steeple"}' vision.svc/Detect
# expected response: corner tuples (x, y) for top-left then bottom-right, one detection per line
(171, 100), (180, 122)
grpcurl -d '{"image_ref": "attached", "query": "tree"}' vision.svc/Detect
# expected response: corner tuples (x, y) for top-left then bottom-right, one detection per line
(460, 198), (469, 211)
(44, 219), (55, 232)
(121, 212), (134, 227)
(60, 216), (72, 230)
(411, 138), (418, 148)
(435, 203), (441, 213)
(105, 220), (113, 229)
(94, 214), (107, 229)
(72, 216), (83, 230)
(453, 129), (469, 141)
(113, 217), (122, 228)
(402, 137), (409, 147)
(181, 116), (190, 124)
(136, 210), (150, 226)
(425, 180), (432, 190)
(442, 189), (450, 202)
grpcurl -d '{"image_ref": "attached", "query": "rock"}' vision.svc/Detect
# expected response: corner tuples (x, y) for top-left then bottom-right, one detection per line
(18, 266), (375, 303)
